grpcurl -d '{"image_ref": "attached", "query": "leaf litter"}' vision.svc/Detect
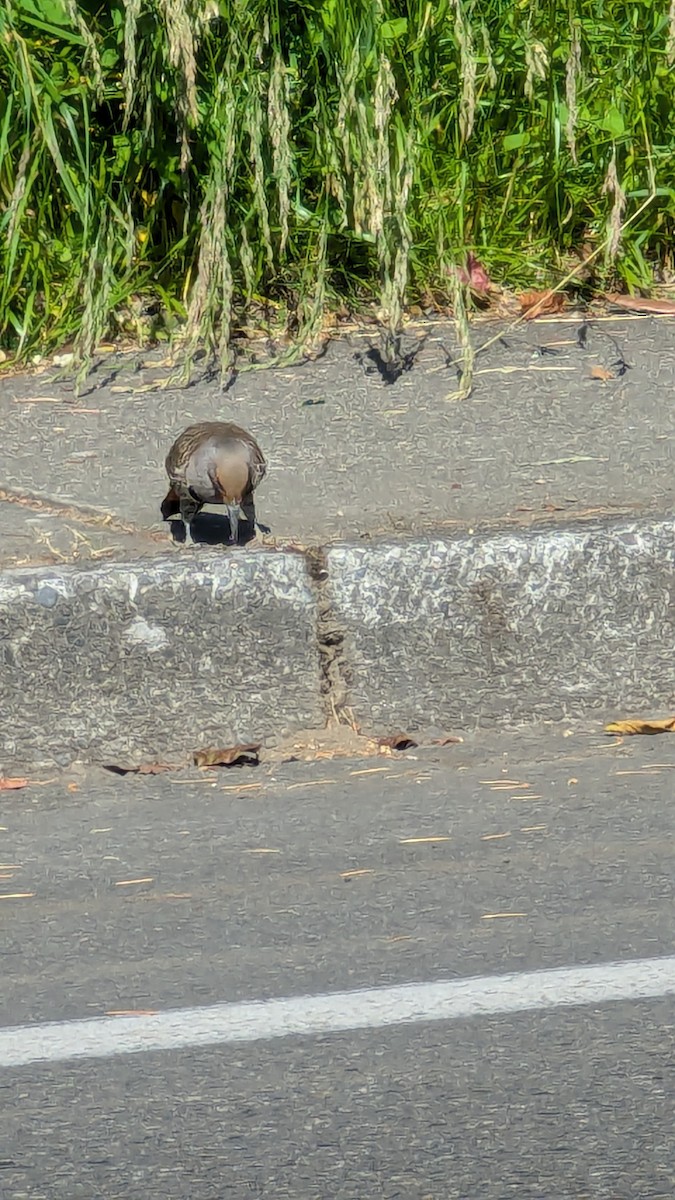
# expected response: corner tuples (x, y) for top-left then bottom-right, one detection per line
(605, 716), (675, 736)
(33, 726), (463, 793)
(519, 289), (566, 319)
(194, 744), (261, 769)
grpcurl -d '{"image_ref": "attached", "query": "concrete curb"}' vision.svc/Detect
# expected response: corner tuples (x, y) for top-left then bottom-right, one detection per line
(1, 517), (673, 768)
(327, 517), (675, 729)
(0, 551), (324, 768)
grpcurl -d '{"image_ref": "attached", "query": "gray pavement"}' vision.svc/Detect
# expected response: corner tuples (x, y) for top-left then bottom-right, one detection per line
(1, 730), (674, 1197)
(1, 315), (673, 557)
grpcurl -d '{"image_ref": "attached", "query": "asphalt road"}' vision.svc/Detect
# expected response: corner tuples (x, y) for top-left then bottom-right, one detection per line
(1, 316), (674, 567)
(1, 728), (674, 1198)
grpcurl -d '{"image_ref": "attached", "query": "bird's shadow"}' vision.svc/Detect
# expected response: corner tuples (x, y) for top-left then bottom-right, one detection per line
(168, 511), (271, 547)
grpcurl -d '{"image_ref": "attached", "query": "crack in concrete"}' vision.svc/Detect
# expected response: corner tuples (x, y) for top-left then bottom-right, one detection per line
(304, 547), (353, 728)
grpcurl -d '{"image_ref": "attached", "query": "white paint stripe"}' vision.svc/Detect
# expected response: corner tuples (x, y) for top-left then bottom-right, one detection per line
(2, 956), (675, 1069)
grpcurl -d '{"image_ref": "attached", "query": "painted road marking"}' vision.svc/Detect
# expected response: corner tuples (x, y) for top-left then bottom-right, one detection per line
(2, 955), (674, 1068)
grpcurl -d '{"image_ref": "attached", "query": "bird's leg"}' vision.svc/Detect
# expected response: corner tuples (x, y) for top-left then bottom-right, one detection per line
(226, 503), (242, 545)
(241, 496), (264, 540)
(179, 499), (201, 545)
(238, 497), (270, 540)
(241, 496), (256, 528)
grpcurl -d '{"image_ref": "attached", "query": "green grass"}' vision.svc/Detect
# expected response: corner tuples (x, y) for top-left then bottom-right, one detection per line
(1, 0), (674, 380)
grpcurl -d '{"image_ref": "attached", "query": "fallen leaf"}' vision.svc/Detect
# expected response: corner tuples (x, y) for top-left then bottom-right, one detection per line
(589, 364), (615, 381)
(0, 778), (29, 791)
(431, 735), (464, 746)
(605, 293), (675, 315)
(605, 716), (675, 736)
(103, 762), (181, 776)
(520, 289), (565, 319)
(194, 743), (261, 768)
(378, 733), (418, 751)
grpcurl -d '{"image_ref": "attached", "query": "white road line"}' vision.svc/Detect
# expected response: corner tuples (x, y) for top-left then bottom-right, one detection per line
(2, 955), (675, 1069)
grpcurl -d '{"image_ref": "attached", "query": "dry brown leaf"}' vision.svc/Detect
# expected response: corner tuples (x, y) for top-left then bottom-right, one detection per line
(520, 289), (565, 319)
(589, 364), (615, 381)
(194, 743), (261, 769)
(0, 777), (29, 791)
(103, 762), (180, 776)
(605, 293), (675, 315)
(605, 716), (675, 736)
(378, 733), (419, 751)
(431, 735), (464, 746)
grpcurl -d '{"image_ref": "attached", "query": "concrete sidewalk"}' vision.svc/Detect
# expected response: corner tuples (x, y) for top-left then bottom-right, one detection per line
(1, 314), (674, 767)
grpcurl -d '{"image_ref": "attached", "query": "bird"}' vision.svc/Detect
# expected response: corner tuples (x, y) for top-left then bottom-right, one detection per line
(161, 421), (267, 546)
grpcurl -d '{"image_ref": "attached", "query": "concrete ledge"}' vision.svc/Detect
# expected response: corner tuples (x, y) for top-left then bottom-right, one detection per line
(327, 519), (675, 730)
(2, 518), (674, 769)
(0, 552), (323, 767)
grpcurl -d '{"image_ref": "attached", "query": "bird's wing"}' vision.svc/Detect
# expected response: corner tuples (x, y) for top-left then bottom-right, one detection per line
(243, 438), (267, 491)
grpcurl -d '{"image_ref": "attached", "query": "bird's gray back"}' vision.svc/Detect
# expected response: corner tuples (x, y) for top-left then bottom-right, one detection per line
(166, 422), (266, 497)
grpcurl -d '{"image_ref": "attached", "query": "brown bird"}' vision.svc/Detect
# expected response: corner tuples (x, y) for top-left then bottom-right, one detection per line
(161, 421), (267, 545)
